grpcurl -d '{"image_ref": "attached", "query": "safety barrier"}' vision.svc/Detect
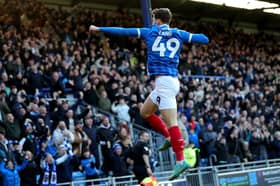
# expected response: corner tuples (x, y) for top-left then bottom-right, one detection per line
(56, 158), (280, 186)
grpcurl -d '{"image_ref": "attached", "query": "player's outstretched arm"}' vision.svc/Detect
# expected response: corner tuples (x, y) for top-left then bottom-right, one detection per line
(89, 25), (141, 38)
(190, 34), (209, 44)
(180, 30), (209, 44)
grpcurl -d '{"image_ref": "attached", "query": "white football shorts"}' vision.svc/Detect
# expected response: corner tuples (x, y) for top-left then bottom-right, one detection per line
(149, 76), (180, 110)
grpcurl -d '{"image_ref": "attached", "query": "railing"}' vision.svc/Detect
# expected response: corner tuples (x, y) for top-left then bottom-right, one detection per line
(57, 158), (280, 186)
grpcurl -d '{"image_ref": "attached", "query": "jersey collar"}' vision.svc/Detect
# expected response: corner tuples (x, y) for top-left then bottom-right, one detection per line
(159, 24), (169, 29)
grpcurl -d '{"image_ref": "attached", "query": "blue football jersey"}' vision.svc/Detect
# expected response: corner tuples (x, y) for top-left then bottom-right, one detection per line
(138, 24), (192, 77)
(98, 24), (208, 77)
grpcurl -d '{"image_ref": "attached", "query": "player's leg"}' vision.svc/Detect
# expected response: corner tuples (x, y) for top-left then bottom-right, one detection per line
(160, 109), (189, 180)
(140, 97), (170, 139)
(156, 76), (189, 180)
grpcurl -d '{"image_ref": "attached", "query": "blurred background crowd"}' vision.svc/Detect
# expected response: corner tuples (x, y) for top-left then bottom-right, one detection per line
(0, 0), (279, 185)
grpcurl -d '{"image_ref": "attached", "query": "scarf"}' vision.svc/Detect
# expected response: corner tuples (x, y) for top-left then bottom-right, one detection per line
(42, 162), (56, 186)
(61, 130), (73, 155)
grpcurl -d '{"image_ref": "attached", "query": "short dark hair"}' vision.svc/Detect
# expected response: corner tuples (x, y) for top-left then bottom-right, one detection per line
(152, 8), (172, 24)
(139, 130), (149, 138)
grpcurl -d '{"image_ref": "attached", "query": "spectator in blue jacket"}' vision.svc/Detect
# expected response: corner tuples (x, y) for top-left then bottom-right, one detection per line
(79, 148), (99, 186)
(0, 157), (28, 186)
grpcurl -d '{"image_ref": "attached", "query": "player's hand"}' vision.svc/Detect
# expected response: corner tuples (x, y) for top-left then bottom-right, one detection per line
(89, 25), (99, 32)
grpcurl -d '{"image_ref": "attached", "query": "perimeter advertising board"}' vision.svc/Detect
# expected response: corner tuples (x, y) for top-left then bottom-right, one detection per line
(218, 166), (280, 186)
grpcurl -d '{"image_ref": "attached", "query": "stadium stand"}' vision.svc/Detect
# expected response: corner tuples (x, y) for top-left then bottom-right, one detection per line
(0, 0), (279, 185)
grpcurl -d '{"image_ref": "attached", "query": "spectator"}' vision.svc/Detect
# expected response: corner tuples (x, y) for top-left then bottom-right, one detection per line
(66, 68), (84, 92)
(201, 123), (217, 157)
(55, 145), (79, 184)
(27, 64), (44, 94)
(0, 1), (279, 184)
(249, 129), (262, 161)
(271, 131), (280, 158)
(79, 149), (99, 186)
(215, 136), (229, 165)
(3, 113), (21, 140)
(111, 143), (130, 177)
(227, 127), (243, 163)
(114, 122), (132, 170)
(0, 157), (28, 186)
(83, 115), (100, 169)
(47, 71), (65, 98)
(98, 91), (112, 112)
(72, 120), (91, 157)
(40, 153), (57, 186)
(111, 96), (130, 122)
(83, 82), (99, 107)
(20, 151), (39, 186)
(20, 119), (37, 156)
(38, 105), (52, 131)
(96, 116), (118, 176)
(52, 120), (74, 154)
(63, 109), (75, 132)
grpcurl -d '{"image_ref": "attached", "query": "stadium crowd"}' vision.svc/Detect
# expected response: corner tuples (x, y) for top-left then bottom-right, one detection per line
(0, 0), (279, 185)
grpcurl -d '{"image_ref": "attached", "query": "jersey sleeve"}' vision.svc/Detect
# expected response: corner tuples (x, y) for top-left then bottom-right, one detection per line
(139, 28), (150, 39)
(180, 30), (209, 44)
(99, 27), (150, 39)
(99, 27), (141, 38)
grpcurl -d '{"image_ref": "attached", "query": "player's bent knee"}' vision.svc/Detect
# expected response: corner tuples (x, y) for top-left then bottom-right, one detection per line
(140, 109), (151, 119)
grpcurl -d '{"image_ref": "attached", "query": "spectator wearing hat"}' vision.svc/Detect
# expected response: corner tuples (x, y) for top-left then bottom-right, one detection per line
(55, 144), (79, 184)
(111, 143), (130, 177)
(72, 120), (91, 158)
